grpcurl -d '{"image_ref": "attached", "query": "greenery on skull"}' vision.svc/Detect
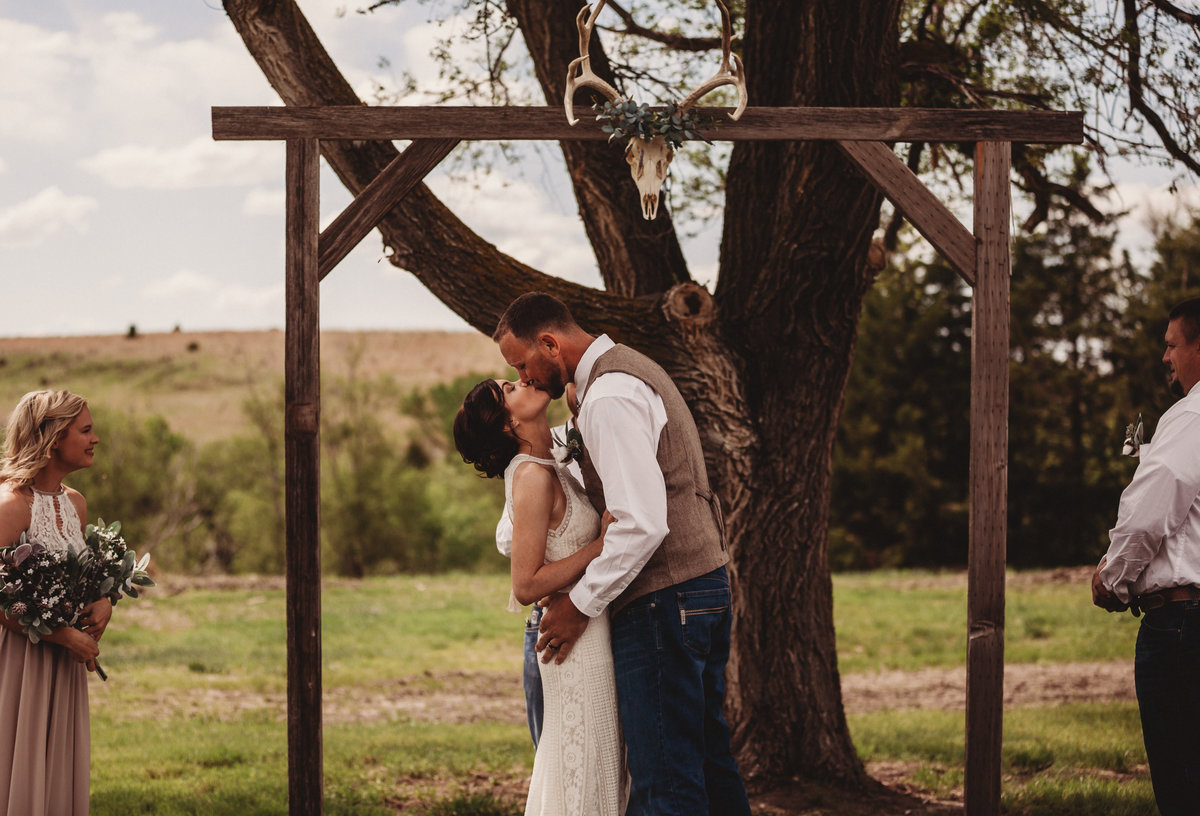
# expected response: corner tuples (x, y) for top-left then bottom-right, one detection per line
(593, 99), (711, 149)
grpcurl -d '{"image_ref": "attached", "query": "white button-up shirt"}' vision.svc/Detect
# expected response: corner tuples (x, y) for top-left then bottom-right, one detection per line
(568, 334), (670, 617)
(1101, 386), (1200, 603)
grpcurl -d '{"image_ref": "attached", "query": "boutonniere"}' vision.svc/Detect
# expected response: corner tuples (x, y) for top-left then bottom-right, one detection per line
(553, 422), (585, 464)
(1122, 413), (1144, 457)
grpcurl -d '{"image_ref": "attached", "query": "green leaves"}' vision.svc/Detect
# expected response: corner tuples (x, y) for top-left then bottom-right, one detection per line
(593, 99), (710, 150)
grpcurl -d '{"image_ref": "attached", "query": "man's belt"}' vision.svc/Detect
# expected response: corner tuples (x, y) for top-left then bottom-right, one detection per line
(1132, 585), (1200, 615)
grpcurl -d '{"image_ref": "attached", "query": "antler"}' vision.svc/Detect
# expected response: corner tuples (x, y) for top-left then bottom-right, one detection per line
(564, 1), (623, 126)
(677, 0), (748, 120)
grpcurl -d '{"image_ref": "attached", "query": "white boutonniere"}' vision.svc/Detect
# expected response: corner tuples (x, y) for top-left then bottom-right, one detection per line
(1122, 414), (1144, 457)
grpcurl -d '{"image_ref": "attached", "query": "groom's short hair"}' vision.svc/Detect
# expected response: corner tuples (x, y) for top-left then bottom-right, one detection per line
(493, 292), (578, 343)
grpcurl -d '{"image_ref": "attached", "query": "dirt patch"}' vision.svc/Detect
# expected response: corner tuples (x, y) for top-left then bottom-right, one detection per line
(110, 659), (1134, 727)
(841, 659), (1133, 714)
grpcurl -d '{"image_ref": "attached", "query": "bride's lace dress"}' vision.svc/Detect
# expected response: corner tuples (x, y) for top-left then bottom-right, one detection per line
(504, 455), (627, 816)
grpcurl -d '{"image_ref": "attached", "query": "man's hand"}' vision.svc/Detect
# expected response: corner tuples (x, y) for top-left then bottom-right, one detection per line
(536, 593), (589, 664)
(1092, 560), (1128, 612)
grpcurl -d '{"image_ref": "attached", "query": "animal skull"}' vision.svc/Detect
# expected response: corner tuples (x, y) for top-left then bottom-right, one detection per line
(625, 135), (674, 220)
(564, 0), (747, 220)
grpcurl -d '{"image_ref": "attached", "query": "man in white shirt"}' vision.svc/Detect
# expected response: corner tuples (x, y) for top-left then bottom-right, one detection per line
(1094, 297), (1200, 816)
(494, 292), (750, 816)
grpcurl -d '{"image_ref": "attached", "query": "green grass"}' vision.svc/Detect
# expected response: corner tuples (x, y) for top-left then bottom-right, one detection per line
(86, 570), (1148, 814)
(833, 569), (1140, 673)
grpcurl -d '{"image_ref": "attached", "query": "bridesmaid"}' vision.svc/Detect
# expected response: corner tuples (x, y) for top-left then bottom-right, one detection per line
(0, 390), (110, 816)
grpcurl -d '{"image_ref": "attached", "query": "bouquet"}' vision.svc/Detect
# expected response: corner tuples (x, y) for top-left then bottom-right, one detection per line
(0, 532), (82, 643)
(0, 519), (154, 680)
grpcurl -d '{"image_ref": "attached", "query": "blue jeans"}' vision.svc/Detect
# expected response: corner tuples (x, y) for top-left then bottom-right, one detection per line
(610, 566), (750, 816)
(1136, 601), (1200, 816)
(523, 605), (544, 748)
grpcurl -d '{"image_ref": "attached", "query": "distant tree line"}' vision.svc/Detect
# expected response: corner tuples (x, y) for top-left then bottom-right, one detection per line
(44, 190), (1200, 575)
(831, 164), (1200, 569)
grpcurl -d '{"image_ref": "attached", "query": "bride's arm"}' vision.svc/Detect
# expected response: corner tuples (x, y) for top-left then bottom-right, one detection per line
(0, 490), (31, 636)
(509, 464), (607, 607)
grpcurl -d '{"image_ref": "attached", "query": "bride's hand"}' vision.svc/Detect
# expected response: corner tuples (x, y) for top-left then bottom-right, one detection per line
(600, 510), (616, 537)
(79, 597), (113, 641)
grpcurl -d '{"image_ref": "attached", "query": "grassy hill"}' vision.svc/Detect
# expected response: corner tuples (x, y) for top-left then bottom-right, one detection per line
(0, 330), (504, 444)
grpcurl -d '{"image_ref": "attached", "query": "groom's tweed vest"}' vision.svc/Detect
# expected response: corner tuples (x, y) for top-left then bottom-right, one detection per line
(579, 344), (728, 614)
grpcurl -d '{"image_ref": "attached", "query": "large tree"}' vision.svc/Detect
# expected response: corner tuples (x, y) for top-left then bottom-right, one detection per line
(222, 0), (1200, 791)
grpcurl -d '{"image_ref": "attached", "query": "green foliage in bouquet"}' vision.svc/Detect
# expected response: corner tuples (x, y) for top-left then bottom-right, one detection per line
(79, 519), (155, 603)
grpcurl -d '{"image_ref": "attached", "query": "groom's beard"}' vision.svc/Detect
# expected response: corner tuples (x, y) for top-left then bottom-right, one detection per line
(1169, 369), (1185, 398)
(538, 369), (567, 400)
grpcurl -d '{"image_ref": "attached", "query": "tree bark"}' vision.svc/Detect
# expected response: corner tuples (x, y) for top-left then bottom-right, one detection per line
(222, 0), (900, 790)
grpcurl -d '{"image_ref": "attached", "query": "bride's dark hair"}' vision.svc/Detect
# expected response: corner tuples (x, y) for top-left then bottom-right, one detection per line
(453, 380), (520, 479)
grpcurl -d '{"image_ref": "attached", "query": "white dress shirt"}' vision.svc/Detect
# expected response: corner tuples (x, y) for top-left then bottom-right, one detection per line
(567, 334), (670, 618)
(1101, 385), (1200, 603)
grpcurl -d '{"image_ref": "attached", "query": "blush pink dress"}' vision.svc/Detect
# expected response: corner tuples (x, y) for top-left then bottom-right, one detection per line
(0, 486), (91, 816)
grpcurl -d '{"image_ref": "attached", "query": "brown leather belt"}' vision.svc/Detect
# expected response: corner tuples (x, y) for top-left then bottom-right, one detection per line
(1135, 586), (1200, 611)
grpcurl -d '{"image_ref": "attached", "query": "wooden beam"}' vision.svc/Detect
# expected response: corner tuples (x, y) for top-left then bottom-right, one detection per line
(213, 106), (1084, 144)
(285, 138), (323, 816)
(318, 138), (459, 279)
(965, 140), (1011, 816)
(837, 140), (976, 284)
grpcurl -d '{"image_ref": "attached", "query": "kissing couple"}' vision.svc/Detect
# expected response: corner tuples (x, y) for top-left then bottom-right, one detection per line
(453, 292), (751, 816)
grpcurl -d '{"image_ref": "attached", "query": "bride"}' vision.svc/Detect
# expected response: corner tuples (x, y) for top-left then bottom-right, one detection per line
(454, 378), (627, 816)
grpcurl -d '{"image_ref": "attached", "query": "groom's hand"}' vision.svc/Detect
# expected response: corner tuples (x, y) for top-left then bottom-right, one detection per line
(536, 593), (588, 664)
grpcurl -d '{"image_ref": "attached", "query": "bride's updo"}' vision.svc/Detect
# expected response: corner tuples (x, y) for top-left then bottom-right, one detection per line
(453, 379), (520, 479)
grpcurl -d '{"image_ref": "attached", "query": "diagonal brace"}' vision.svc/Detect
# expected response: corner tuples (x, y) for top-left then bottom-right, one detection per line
(318, 138), (459, 279)
(836, 140), (977, 286)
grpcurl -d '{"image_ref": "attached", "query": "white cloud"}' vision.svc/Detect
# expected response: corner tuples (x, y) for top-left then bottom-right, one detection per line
(143, 270), (217, 300)
(425, 170), (599, 286)
(0, 187), (97, 248)
(243, 187), (285, 217)
(79, 138), (280, 190)
(0, 19), (77, 141)
(142, 269), (282, 311)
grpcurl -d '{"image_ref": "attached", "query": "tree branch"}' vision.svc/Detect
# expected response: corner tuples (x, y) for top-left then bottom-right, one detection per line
(601, 0), (723, 51)
(221, 0), (659, 339)
(1122, 0), (1200, 176)
(1145, 0), (1200, 26)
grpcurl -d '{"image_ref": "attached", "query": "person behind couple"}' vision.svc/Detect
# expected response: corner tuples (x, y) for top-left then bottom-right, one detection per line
(0, 390), (110, 816)
(493, 292), (751, 816)
(453, 377), (627, 815)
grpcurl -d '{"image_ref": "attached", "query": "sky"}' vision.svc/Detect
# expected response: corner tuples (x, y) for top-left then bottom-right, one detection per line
(0, 1), (1196, 338)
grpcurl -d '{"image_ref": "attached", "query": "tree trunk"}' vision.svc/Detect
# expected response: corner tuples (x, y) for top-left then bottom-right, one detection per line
(223, 0), (901, 790)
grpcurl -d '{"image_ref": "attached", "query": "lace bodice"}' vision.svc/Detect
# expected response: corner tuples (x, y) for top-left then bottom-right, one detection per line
(28, 487), (85, 556)
(504, 454), (600, 563)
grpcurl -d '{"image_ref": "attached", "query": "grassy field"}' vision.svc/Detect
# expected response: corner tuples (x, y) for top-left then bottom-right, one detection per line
(0, 330), (503, 444)
(83, 569), (1151, 815)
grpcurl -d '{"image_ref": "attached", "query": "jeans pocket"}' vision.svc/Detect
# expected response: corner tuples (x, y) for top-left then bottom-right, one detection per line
(678, 587), (731, 654)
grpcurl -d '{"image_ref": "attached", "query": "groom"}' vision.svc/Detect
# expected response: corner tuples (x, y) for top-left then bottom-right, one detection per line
(493, 292), (751, 815)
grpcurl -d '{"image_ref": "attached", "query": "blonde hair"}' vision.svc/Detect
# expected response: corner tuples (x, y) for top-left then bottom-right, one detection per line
(0, 390), (89, 488)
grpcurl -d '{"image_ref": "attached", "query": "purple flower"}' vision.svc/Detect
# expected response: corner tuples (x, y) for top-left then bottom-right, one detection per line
(9, 601), (26, 617)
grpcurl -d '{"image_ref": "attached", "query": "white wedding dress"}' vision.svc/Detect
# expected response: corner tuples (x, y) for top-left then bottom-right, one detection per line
(504, 455), (627, 816)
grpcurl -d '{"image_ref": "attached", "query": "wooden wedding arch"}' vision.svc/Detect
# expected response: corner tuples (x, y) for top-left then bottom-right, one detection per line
(211, 102), (1083, 816)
